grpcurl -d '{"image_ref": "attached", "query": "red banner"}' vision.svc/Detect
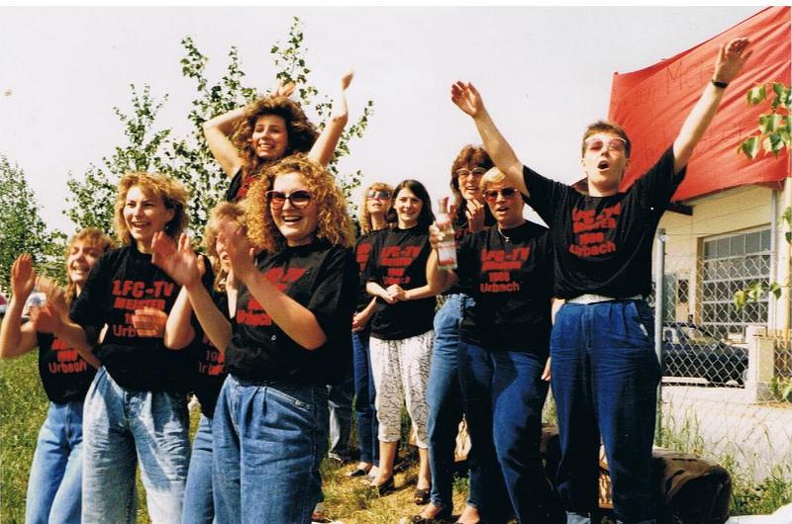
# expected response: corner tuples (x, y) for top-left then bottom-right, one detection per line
(609, 7), (791, 202)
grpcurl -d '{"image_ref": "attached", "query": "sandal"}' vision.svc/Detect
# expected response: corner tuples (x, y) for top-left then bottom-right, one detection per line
(413, 486), (431, 505)
(369, 475), (395, 496)
(411, 504), (453, 523)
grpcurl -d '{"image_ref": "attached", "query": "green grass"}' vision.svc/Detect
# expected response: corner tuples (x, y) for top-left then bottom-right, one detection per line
(4, 355), (791, 522)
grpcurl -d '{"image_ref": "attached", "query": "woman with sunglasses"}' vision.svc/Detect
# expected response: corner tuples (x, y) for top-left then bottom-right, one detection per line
(204, 73), (353, 202)
(413, 145), (494, 524)
(152, 155), (358, 523)
(347, 182), (394, 480)
(427, 168), (560, 524)
(450, 37), (752, 524)
(0, 229), (113, 524)
(35, 172), (194, 523)
(364, 179), (436, 499)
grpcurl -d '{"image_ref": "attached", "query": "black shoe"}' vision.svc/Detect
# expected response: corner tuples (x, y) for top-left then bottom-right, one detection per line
(411, 506), (453, 523)
(413, 487), (431, 505)
(347, 466), (371, 478)
(370, 475), (395, 496)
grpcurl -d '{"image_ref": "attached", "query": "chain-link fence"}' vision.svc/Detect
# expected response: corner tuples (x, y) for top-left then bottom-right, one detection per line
(654, 232), (792, 484)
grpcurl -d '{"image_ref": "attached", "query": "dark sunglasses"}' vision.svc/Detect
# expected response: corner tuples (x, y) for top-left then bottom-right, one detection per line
(366, 189), (391, 200)
(265, 189), (312, 209)
(483, 187), (519, 202)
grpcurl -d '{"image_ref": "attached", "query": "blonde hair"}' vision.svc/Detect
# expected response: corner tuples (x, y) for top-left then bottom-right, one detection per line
(203, 201), (247, 291)
(246, 155), (355, 252)
(64, 228), (114, 305)
(479, 167), (507, 192)
(358, 182), (394, 235)
(113, 172), (189, 246)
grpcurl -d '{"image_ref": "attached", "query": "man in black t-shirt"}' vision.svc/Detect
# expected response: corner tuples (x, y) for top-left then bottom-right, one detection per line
(451, 37), (752, 524)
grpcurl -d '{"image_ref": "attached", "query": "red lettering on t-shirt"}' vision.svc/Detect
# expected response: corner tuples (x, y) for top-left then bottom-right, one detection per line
(356, 242), (372, 272)
(379, 244), (421, 286)
(570, 203), (621, 258)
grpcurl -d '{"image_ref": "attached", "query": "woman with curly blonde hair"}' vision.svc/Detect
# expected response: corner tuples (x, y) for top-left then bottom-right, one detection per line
(152, 155), (359, 523)
(204, 73), (354, 202)
(0, 228), (112, 524)
(37, 171), (196, 523)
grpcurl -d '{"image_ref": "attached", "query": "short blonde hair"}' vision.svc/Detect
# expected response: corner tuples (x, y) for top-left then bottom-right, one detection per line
(113, 172), (189, 246)
(358, 182), (394, 235)
(246, 155), (355, 252)
(479, 167), (507, 192)
(64, 228), (114, 305)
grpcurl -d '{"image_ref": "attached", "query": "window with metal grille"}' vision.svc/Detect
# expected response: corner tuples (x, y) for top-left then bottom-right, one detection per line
(701, 228), (771, 339)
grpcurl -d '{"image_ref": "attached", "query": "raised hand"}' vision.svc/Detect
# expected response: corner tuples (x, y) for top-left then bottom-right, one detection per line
(713, 37), (752, 84)
(37, 277), (67, 318)
(340, 70), (354, 91)
(31, 304), (62, 335)
(10, 254), (36, 301)
(274, 79), (296, 98)
(466, 198), (486, 233)
(151, 232), (204, 288)
(217, 219), (257, 282)
(450, 81), (484, 118)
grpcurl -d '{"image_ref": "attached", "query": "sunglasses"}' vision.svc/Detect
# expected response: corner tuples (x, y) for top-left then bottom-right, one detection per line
(265, 189), (312, 209)
(483, 187), (519, 202)
(584, 136), (627, 153)
(366, 189), (391, 200)
(456, 167), (487, 178)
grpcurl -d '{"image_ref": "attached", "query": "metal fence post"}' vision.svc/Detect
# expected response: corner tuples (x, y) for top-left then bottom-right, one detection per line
(654, 228), (666, 441)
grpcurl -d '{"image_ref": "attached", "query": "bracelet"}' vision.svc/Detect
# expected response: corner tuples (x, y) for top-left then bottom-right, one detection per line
(711, 79), (729, 89)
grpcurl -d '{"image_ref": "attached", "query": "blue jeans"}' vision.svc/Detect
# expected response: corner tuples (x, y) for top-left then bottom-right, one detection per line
(182, 414), (215, 524)
(459, 341), (558, 524)
(82, 367), (190, 524)
(352, 329), (378, 465)
(551, 300), (659, 524)
(328, 368), (354, 457)
(25, 400), (84, 524)
(212, 375), (328, 524)
(426, 293), (477, 512)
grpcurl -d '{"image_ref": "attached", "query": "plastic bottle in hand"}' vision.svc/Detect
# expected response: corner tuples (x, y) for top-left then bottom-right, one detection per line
(436, 197), (457, 270)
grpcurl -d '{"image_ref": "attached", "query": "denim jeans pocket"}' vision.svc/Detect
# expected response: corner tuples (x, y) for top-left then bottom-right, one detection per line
(266, 384), (318, 417)
(625, 301), (655, 346)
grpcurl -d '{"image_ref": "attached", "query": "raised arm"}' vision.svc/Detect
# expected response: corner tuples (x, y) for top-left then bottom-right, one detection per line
(308, 71), (354, 167)
(152, 233), (232, 352)
(451, 81), (528, 197)
(217, 221), (328, 350)
(0, 254), (38, 359)
(164, 286), (196, 350)
(673, 37), (752, 173)
(203, 106), (247, 178)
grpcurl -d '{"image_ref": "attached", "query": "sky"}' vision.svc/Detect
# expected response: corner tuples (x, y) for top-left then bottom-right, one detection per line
(0, 5), (763, 235)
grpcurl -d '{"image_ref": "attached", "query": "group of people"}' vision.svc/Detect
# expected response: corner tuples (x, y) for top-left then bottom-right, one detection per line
(0, 36), (751, 524)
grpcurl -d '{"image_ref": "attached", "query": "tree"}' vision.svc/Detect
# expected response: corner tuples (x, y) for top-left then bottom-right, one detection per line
(66, 17), (374, 243)
(733, 82), (790, 310)
(65, 85), (172, 235)
(0, 156), (66, 293)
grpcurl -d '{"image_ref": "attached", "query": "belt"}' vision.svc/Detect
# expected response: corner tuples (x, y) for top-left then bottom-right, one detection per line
(567, 293), (643, 305)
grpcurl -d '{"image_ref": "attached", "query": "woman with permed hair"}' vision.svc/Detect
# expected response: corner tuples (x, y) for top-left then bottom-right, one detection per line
(364, 179), (436, 501)
(203, 73), (354, 202)
(151, 155), (359, 523)
(0, 228), (112, 524)
(35, 172), (200, 523)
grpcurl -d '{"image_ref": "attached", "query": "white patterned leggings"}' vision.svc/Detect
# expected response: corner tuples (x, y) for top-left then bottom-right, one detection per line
(369, 330), (434, 448)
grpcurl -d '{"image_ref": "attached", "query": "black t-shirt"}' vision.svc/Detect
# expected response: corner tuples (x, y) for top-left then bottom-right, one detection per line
(523, 147), (685, 299)
(354, 229), (389, 312)
(188, 289), (229, 418)
(70, 244), (195, 392)
(36, 332), (97, 404)
(225, 168), (252, 203)
(446, 203), (496, 296)
(456, 222), (554, 355)
(224, 240), (358, 385)
(364, 227), (435, 340)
